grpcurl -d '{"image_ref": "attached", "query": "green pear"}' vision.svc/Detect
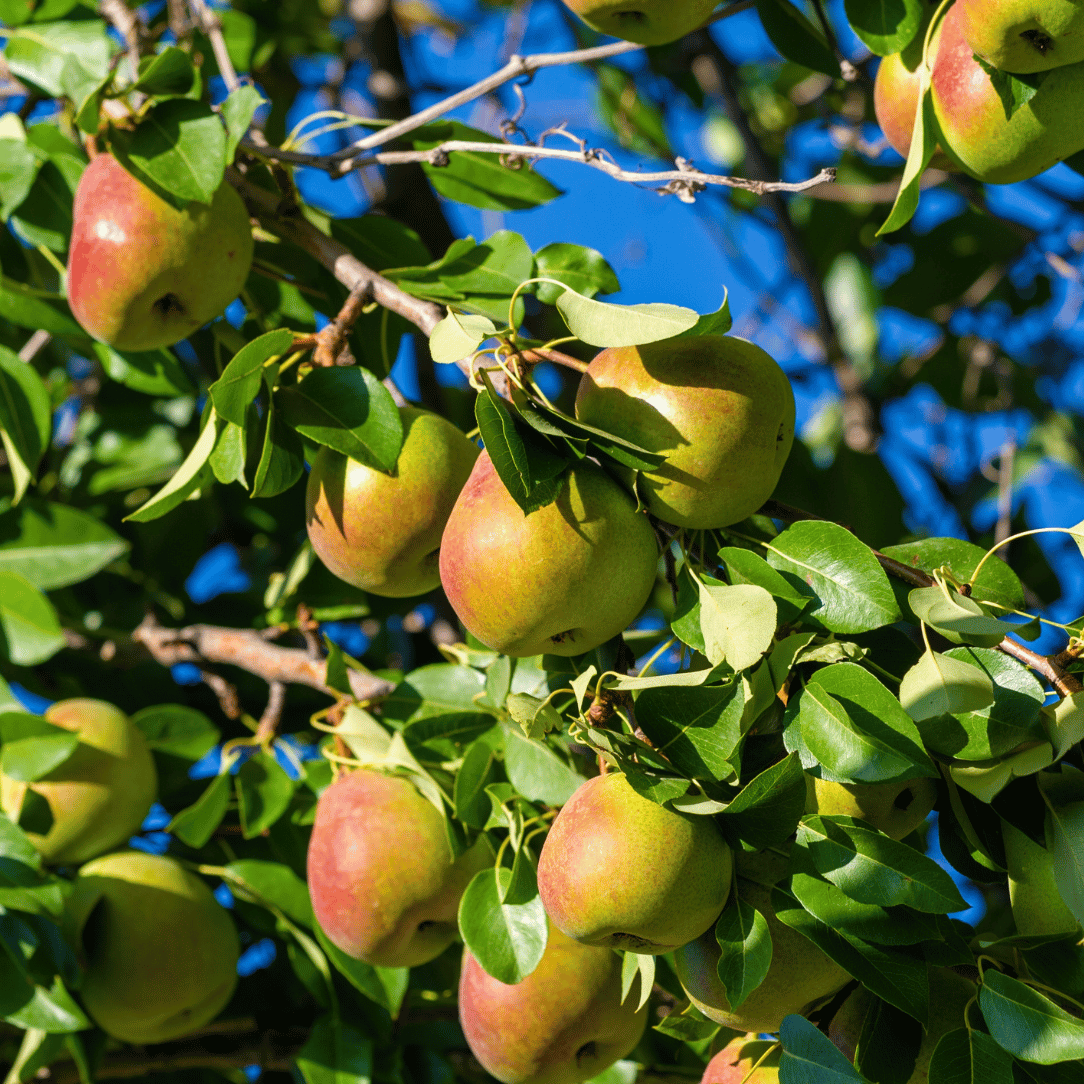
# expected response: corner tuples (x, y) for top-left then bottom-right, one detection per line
(67, 153), (253, 351)
(574, 335), (795, 529)
(829, 968), (976, 1084)
(560, 0), (720, 46)
(931, 2), (1084, 183)
(1003, 819), (1080, 936)
(804, 775), (937, 841)
(307, 769), (493, 967)
(0, 699), (157, 866)
(701, 1034), (780, 1084)
(306, 407), (480, 597)
(959, 0), (1084, 73)
(68, 850), (239, 1044)
(672, 878), (850, 1032)
(537, 771), (732, 953)
(458, 922), (648, 1084)
(438, 451), (658, 657)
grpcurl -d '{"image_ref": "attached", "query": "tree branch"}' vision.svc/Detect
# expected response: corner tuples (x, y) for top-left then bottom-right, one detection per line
(98, 0), (143, 83)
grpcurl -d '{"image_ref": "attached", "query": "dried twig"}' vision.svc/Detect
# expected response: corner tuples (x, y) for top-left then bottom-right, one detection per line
(187, 0), (240, 92)
(312, 280), (374, 366)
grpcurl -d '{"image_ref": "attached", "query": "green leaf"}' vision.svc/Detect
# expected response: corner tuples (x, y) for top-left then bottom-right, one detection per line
(755, 0), (840, 77)
(94, 343), (195, 397)
(0, 139), (40, 219)
(977, 58), (1045, 121)
(779, 1014), (867, 1084)
(927, 1027), (1015, 1084)
(0, 572), (64, 666)
(843, 0), (924, 56)
(210, 416), (248, 488)
(698, 582), (777, 672)
(209, 329), (293, 426)
(312, 921), (406, 1014)
(124, 408), (218, 522)
(276, 367), (403, 471)
(440, 230), (534, 312)
(251, 383), (305, 498)
(502, 725), (583, 806)
(221, 84), (266, 164)
(236, 751), (296, 838)
(0, 345), (51, 487)
(898, 649), (995, 722)
(225, 859), (314, 928)
(3, 21), (114, 98)
(720, 546), (811, 623)
(454, 740), (499, 829)
(797, 815), (967, 913)
(533, 243), (619, 304)
(908, 585), (1014, 648)
(296, 1015), (373, 1084)
(766, 521), (901, 634)
(167, 771), (232, 848)
(555, 289), (698, 348)
(979, 969), (1084, 1064)
(109, 99), (227, 206)
(130, 704), (220, 760)
(717, 752), (807, 849)
(5, 978), (89, 1034)
(0, 500), (128, 590)
(458, 864), (547, 984)
(428, 311), (496, 365)
(0, 281), (82, 339)
(0, 713), (79, 783)
(1046, 800), (1084, 928)
(619, 951), (654, 1012)
(132, 46), (196, 96)
(714, 895), (772, 1012)
(505, 693), (563, 741)
(878, 79), (938, 235)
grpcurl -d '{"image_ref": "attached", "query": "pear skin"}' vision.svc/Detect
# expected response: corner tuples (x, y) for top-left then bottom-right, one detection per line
(439, 452), (658, 657)
(673, 878), (850, 1032)
(0, 699), (157, 866)
(701, 1035), (780, 1084)
(458, 923), (648, 1084)
(306, 407), (479, 597)
(538, 772), (732, 953)
(560, 0), (720, 47)
(804, 775), (936, 841)
(69, 851), (239, 1044)
(931, 2), (1084, 183)
(68, 154), (253, 351)
(574, 335), (795, 529)
(960, 0), (1084, 73)
(307, 769), (492, 967)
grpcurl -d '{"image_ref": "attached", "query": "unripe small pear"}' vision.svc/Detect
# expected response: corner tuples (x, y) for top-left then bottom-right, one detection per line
(559, 0), (720, 47)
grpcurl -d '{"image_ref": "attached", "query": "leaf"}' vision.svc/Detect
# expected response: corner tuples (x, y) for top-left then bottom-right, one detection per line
(714, 896), (772, 1012)
(94, 343), (194, 397)
(779, 1015), (867, 1084)
(131, 704), (220, 761)
(225, 860), (314, 928)
(766, 521), (901, 633)
(698, 582), (777, 672)
(502, 725), (583, 806)
(109, 99), (227, 206)
(124, 409), (218, 522)
(1046, 801), (1084, 927)
(927, 1027), (1015, 1084)
(428, 311), (496, 365)
(898, 649), (995, 722)
(209, 329), (293, 426)
(276, 367), (403, 470)
(843, 0), (924, 56)
(454, 740), (499, 830)
(976, 58), (1045, 121)
(0, 345), (51, 490)
(619, 951), (654, 1013)
(221, 84), (265, 163)
(0, 572), (64, 666)
(0, 713), (79, 783)
(167, 771), (232, 848)
(797, 815), (967, 914)
(236, 751), (296, 838)
(908, 586), (1014, 648)
(0, 500), (128, 590)
(755, 0), (840, 77)
(3, 21), (114, 98)
(555, 289), (698, 347)
(0, 139), (40, 219)
(717, 752), (807, 849)
(505, 693), (563, 741)
(296, 1015), (373, 1084)
(533, 243), (619, 304)
(458, 864), (547, 984)
(5, 978), (89, 1034)
(878, 78), (938, 235)
(132, 46), (196, 96)
(312, 922), (406, 1015)
(979, 969), (1084, 1064)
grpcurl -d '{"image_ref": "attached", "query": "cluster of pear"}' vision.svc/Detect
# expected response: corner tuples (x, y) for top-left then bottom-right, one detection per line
(307, 766), (942, 1084)
(875, 0), (1084, 184)
(67, 154), (254, 351)
(307, 333), (796, 658)
(0, 699), (239, 1043)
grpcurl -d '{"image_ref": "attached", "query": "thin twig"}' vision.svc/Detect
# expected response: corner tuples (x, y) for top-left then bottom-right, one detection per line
(519, 346), (589, 373)
(188, 0), (240, 92)
(254, 680), (287, 743)
(199, 668), (241, 719)
(313, 281), (374, 366)
(296, 603), (323, 660)
(18, 329), (52, 362)
(98, 0), (142, 83)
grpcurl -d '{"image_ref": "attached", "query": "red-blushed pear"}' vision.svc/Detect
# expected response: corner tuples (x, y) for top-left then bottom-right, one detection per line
(673, 878), (850, 1032)
(1002, 820), (1080, 936)
(438, 452), (658, 657)
(458, 922), (648, 1084)
(960, 0), (1084, 73)
(829, 968), (976, 1084)
(701, 1035), (780, 1084)
(0, 698), (157, 866)
(574, 335), (795, 529)
(307, 769), (492, 968)
(67, 851), (239, 1044)
(537, 771), (732, 953)
(931, 2), (1084, 183)
(306, 407), (479, 597)
(804, 774), (937, 841)
(67, 153), (253, 351)
(560, 0), (719, 46)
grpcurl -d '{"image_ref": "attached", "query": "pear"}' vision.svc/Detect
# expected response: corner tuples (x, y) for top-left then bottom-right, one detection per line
(701, 1034), (780, 1084)
(0, 699), (157, 866)
(959, 0), (1084, 73)
(574, 335), (795, 529)
(805, 775), (936, 841)
(1003, 819), (1080, 936)
(67, 153), (253, 351)
(672, 878), (850, 1032)
(458, 922), (648, 1084)
(68, 850), (239, 1044)
(307, 769), (493, 967)
(931, 1), (1084, 183)
(306, 407), (480, 597)
(559, 0), (720, 46)
(537, 772), (732, 953)
(438, 452), (658, 657)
